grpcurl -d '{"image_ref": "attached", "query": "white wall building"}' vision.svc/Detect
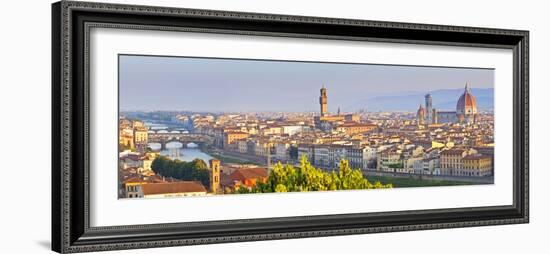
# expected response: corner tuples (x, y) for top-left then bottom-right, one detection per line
(275, 142), (290, 161)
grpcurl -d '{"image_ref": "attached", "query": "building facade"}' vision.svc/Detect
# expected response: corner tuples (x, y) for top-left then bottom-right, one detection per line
(417, 83), (479, 126)
(223, 131), (249, 148)
(461, 154), (492, 177)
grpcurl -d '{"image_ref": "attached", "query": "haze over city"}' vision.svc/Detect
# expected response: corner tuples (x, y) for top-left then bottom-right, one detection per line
(119, 55), (494, 112)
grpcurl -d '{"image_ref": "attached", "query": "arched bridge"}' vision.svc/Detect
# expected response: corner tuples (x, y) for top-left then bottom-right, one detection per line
(148, 133), (214, 149)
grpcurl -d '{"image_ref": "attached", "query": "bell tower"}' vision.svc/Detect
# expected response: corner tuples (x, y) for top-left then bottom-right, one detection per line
(425, 93), (433, 125)
(320, 85), (328, 117)
(209, 159), (220, 194)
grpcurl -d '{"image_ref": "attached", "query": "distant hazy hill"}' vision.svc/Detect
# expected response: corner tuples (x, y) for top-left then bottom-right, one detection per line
(346, 88), (494, 112)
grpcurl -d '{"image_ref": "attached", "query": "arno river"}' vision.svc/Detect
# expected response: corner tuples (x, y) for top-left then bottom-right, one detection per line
(148, 142), (214, 163)
(144, 121), (214, 163)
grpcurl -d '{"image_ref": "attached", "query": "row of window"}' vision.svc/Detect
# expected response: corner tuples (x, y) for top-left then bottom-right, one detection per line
(463, 166), (491, 170)
(452, 171), (489, 177)
(442, 158), (462, 163)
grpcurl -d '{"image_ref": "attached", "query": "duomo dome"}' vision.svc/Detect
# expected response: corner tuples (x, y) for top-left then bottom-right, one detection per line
(456, 83), (477, 116)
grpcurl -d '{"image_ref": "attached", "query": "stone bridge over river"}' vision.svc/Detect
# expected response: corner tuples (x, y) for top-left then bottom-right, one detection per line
(148, 133), (214, 150)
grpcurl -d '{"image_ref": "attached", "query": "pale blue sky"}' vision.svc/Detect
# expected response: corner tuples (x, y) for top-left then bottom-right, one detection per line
(119, 55), (494, 112)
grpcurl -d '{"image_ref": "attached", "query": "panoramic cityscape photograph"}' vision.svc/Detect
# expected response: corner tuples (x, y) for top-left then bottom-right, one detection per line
(118, 54), (495, 199)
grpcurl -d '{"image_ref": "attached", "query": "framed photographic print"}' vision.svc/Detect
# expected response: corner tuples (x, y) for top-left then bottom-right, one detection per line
(51, 1), (529, 253)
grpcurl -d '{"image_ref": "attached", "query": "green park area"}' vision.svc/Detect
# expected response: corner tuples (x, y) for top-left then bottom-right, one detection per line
(365, 175), (472, 188)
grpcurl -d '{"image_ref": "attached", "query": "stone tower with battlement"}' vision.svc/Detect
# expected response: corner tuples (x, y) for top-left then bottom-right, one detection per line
(320, 86), (328, 117)
(425, 93), (433, 124)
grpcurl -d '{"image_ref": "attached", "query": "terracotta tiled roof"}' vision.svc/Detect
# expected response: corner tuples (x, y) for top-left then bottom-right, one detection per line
(123, 176), (145, 184)
(457, 90), (477, 111)
(120, 154), (141, 161)
(441, 149), (466, 155)
(146, 175), (167, 183)
(141, 181), (207, 195)
(230, 168), (268, 182)
(339, 122), (377, 128)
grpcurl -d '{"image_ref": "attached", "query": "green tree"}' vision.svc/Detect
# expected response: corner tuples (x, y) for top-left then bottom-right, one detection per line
(151, 156), (210, 187)
(235, 155), (392, 194)
(275, 184), (288, 193)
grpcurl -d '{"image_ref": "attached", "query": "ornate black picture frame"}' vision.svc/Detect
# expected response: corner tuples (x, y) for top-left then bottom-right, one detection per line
(52, 1), (529, 253)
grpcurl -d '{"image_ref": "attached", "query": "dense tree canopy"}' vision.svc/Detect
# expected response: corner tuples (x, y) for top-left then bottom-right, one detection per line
(151, 156), (210, 187)
(236, 155), (392, 194)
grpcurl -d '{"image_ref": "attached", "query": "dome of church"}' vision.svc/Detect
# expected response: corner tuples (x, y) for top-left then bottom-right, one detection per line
(456, 83), (477, 115)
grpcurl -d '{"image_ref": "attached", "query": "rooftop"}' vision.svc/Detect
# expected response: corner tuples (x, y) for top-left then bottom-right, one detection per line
(441, 149), (467, 155)
(140, 181), (207, 195)
(230, 168), (268, 182)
